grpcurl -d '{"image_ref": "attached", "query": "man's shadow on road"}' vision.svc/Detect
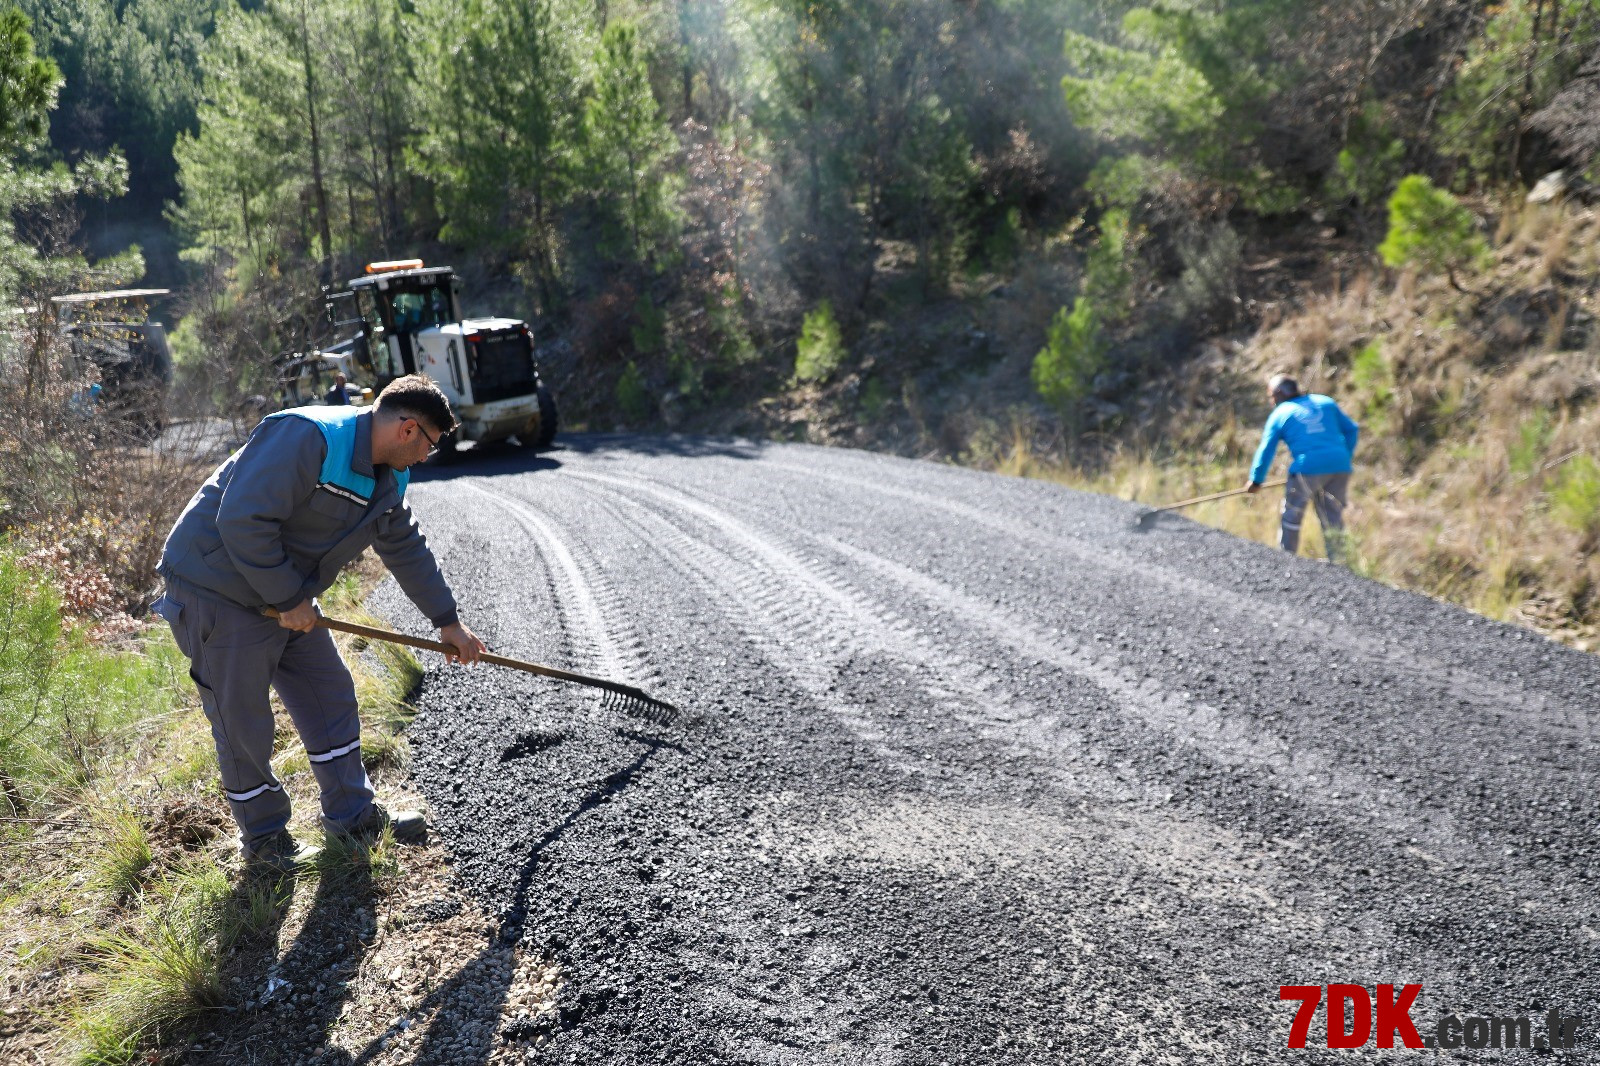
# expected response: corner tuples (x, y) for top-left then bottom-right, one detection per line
(205, 839), (380, 1065)
(334, 729), (683, 1065)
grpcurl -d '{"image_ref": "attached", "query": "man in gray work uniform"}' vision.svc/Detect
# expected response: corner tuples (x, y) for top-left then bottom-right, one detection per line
(154, 375), (486, 872)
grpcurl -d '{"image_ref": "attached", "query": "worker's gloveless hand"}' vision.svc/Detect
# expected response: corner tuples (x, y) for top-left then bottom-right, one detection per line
(277, 600), (320, 633)
(439, 621), (487, 665)
(1244, 482), (1261, 495)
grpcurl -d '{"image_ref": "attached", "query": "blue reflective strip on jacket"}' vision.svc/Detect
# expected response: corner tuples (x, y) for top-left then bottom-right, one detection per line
(1249, 394), (1359, 484)
(262, 407), (410, 503)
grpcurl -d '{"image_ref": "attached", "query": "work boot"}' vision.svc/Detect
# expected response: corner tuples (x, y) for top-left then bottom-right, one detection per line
(244, 830), (322, 876)
(326, 802), (427, 845)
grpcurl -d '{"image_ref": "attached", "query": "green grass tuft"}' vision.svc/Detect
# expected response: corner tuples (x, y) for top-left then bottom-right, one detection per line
(87, 803), (153, 904)
(1550, 454), (1600, 541)
(1509, 411), (1553, 478)
(73, 878), (230, 1063)
(1349, 339), (1393, 426)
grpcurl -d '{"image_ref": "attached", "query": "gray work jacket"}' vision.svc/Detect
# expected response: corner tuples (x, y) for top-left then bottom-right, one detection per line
(157, 409), (458, 627)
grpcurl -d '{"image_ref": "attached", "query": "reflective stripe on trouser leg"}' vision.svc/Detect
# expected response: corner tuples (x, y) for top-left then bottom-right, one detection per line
(160, 587), (294, 849)
(272, 625), (372, 831)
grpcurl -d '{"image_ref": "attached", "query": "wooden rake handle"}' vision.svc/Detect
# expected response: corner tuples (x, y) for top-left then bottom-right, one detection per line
(1152, 477), (1287, 514)
(264, 608), (664, 707)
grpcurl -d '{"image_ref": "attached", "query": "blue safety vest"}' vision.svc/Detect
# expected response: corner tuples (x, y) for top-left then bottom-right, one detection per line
(262, 407), (410, 506)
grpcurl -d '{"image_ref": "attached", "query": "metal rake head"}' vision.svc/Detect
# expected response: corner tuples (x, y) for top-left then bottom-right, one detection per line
(600, 684), (681, 727)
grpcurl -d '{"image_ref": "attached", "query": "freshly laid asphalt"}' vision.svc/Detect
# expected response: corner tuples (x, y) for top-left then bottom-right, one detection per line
(368, 435), (1599, 1064)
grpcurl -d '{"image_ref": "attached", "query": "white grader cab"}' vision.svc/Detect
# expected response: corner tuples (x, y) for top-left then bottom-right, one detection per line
(323, 259), (558, 457)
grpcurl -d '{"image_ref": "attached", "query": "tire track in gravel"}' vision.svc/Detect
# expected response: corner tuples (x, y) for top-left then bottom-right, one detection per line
(541, 461), (1595, 1031)
(458, 480), (659, 695)
(559, 471), (1087, 778)
(559, 471), (1148, 768)
(396, 441), (1599, 1064)
(759, 456), (1592, 738)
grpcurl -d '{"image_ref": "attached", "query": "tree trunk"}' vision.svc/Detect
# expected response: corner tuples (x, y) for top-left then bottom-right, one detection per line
(296, 0), (335, 282)
(347, 178), (359, 253)
(679, 0), (694, 118)
(802, 64), (820, 242)
(241, 184), (253, 253)
(627, 146), (642, 261)
(531, 152), (555, 312)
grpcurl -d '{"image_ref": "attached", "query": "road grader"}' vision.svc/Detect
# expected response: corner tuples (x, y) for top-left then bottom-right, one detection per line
(287, 259), (558, 457)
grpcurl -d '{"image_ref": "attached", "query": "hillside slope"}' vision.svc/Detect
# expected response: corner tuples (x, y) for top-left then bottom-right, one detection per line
(654, 196), (1600, 653)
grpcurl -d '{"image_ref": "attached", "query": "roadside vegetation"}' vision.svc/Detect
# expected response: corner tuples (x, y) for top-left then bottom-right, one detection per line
(1, 552), (434, 1063)
(960, 195), (1600, 653)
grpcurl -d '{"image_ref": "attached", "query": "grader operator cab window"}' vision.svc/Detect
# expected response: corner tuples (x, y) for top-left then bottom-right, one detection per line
(388, 284), (453, 332)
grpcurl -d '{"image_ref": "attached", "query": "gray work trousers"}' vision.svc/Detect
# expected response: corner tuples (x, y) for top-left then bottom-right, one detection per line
(1281, 473), (1350, 561)
(153, 579), (373, 853)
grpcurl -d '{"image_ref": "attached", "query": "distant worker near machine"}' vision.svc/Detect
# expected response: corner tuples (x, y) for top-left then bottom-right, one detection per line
(325, 371), (351, 406)
(1245, 373), (1360, 562)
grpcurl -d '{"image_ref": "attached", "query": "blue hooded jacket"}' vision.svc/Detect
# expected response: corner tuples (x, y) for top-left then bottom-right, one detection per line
(1250, 394), (1360, 484)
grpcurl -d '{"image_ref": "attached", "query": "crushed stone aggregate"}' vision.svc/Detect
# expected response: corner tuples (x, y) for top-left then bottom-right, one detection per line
(363, 436), (1600, 1064)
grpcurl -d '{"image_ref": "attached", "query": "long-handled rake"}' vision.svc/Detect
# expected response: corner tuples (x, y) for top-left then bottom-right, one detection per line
(1133, 478), (1286, 530)
(267, 609), (679, 724)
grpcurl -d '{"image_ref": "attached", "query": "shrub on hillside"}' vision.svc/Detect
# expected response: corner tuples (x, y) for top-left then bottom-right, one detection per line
(615, 360), (651, 424)
(794, 301), (846, 383)
(1551, 454), (1600, 547)
(1032, 297), (1105, 419)
(1378, 175), (1490, 292)
(0, 547), (186, 813)
(1172, 221), (1243, 328)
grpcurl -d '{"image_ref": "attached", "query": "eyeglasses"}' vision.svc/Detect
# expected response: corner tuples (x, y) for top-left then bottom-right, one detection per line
(412, 419), (442, 456)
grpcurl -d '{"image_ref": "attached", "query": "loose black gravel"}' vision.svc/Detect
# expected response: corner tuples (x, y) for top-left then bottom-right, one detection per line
(368, 436), (1600, 1064)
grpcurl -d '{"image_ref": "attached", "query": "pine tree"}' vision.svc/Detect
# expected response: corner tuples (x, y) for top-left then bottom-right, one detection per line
(410, 0), (581, 303)
(1378, 175), (1489, 293)
(0, 6), (57, 154)
(582, 19), (679, 267)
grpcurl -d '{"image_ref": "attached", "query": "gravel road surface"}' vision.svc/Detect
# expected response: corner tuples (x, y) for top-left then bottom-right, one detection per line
(369, 436), (1599, 1064)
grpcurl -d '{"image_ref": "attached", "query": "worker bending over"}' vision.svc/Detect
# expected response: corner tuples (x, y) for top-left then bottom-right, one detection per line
(1245, 373), (1360, 562)
(154, 375), (486, 873)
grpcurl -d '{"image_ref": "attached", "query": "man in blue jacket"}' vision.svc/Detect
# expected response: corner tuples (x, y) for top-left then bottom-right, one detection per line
(1246, 373), (1360, 561)
(154, 375), (486, 873)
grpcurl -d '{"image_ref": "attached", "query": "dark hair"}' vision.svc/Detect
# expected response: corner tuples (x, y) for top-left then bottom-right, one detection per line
(375, 374), (457, 433)
(1267, 373), (1300, 400)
